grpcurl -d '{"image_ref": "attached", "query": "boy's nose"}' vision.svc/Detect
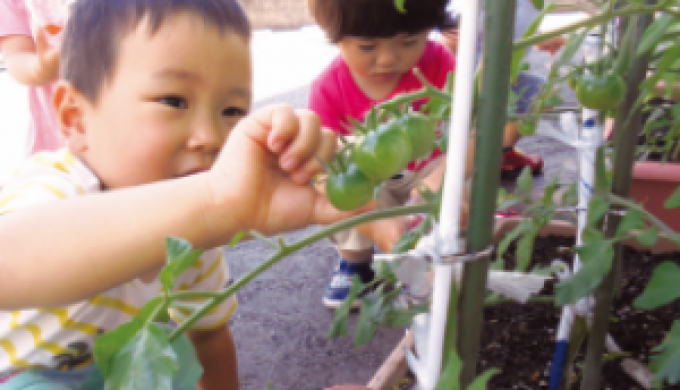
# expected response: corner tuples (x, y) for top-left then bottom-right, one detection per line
(188, 118), (224, 152)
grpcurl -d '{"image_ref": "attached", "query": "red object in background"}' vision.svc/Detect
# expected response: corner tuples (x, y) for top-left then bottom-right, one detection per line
(502, 148), (544, 175)
(631, 161), (680, 232)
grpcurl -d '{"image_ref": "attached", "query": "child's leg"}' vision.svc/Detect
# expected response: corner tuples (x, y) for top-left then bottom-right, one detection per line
(503, 72), (546, 177)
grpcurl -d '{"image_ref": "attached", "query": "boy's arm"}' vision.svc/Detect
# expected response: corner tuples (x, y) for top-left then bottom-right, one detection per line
(0, 105), (361, 309)
(189, 326), (239, 390)
(1, 30), (60, 86)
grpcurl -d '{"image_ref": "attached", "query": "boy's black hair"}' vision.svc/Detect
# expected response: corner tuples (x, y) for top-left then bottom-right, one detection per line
(61, 0), (250, 103)
(309, 0), (454, 43)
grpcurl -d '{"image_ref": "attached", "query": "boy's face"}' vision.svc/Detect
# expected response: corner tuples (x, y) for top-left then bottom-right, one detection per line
(62, 12), (252, 189)
(338, 31), (429, 93)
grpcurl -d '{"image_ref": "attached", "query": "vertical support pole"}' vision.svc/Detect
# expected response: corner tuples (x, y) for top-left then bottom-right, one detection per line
(454, 1), (516, 387)
(579, 7), (655, 389)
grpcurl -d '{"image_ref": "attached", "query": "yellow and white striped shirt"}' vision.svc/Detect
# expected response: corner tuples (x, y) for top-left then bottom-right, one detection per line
(0, 149), (237, 375)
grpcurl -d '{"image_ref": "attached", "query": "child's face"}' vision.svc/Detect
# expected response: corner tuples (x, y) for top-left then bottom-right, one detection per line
(338, 31), (429, 92)
(67, 13), (252, 189)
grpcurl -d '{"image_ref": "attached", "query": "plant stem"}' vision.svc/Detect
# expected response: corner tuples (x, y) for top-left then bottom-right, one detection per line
(604, 192), (680, 239)
(455, 0), (517, 386)
(168, 203), (435, 341)
(580, 6), (655, 388)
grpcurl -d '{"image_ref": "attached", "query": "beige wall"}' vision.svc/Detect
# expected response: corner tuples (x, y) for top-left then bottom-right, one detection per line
(239, 0), (314, 30)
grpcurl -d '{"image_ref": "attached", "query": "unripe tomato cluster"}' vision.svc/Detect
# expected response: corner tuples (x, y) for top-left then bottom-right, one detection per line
(325, 112), (437, 211)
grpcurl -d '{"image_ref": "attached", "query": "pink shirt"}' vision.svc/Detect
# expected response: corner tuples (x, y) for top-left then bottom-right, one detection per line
(308, 40), (455, 171)
(0, 0), (71, 155)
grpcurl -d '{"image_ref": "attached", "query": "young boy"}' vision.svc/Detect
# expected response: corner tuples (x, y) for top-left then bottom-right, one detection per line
(0, 0), (351, 388)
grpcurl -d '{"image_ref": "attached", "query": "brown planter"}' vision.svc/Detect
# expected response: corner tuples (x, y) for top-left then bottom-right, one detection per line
(631, 161), (680, 232)
(366, 217), (679, 389)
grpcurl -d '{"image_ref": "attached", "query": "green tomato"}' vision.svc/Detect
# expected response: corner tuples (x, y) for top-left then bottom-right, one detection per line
(325, 164), (374, 211)
(352, 122), (413, 182)
(576, 73), (627, 110)
(400, 112), (436, 160)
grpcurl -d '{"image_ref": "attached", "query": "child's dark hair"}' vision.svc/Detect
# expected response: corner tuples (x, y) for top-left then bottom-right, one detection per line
(61, 0), (250, 103)
(309, 0), (453, 43)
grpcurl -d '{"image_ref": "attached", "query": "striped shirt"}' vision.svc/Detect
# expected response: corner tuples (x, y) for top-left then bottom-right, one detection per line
(0, 149), (237, 375)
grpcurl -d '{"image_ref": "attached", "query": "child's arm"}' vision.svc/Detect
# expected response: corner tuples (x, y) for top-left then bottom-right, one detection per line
(189, 327), (239, 390)
(1, 28), (60, 86)
(0, 105), (359, 309)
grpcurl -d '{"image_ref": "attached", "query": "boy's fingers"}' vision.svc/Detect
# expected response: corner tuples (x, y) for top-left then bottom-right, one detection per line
(290, 127), (336, 184)
(244, 104), (296, 149)
(276, 109), (322, 172)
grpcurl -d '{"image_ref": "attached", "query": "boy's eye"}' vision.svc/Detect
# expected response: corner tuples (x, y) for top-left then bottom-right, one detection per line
(358, 44), (376, 51)
(403, 40), (418, 47)
(158, 96), (188, 109)
(222, 107), (247, 117)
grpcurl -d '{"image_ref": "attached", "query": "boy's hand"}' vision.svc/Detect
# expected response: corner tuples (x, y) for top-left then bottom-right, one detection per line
(208, 105), (365, 237)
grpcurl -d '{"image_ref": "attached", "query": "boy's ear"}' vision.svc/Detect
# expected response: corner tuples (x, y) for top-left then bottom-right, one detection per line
(53, 81), (89, 153)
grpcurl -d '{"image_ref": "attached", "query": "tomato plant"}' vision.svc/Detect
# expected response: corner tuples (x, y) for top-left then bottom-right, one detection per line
(576, 73), (627, 110)
(325, 164), (374, 212)
(400, 112), (436, 160)
(352, 121), (413, 182)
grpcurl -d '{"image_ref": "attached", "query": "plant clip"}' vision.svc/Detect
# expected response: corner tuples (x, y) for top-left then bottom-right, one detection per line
(434, 245), (494, 265)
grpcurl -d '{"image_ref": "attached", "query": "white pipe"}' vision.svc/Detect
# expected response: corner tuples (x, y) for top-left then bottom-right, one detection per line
(420, 0), (480, 388)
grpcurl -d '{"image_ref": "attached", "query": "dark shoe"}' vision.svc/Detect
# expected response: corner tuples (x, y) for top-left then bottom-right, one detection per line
(323, 259), (374, 309)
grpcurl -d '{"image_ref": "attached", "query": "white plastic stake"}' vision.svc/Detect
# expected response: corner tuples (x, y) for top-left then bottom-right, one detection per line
(419, 0), (480, 388)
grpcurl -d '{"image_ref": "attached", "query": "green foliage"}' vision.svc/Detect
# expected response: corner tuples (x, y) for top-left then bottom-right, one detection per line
(634, 262), (680, 309)
(327, 276), (365, 340)
(555, 239), (615, 305)
(468, 368), (501, 390)
(638, 14), (676, 56)
(434, 351), (463, 390)
(637, 226), (659, 246)
(650, 320), (680, 386)
(160, 237), (203, 293)
(664, 186), (680, 209)
(616, 208), (645, 238)
(106, 324), (179, 390)
(393, 0), (406, 13)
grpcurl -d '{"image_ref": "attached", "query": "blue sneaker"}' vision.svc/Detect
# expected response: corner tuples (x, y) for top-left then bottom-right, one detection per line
(323, 259), (374, 309)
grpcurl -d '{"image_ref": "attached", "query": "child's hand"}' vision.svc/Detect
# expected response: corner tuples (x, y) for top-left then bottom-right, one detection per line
(208, 105), (365, 237)
(33, 27), (61, 84)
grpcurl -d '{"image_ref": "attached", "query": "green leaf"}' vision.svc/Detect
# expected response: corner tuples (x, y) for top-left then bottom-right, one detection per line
(561, 183), (578, 206)
(664, 186), (680, 209)
(381, 305), (429, 327)
(228, 231), (247, 248)
(469, 368), (501, 390)
(160, 237), (203, 293)
(638, 14), (675, 56)
(496, 219), (533, 261)
(595, 149), (610, 192)
(393, 0), (406, 13)
(616, 208), (645, 238)
(650, 320), (680, 386)
(555, 240), (614, 305)
(95, 319), (143, 377)
(106, 323), (178, 390)
(354, 287), (384, 347)
(327, 275), (364, 339)
(434, 351), (463, 390)
(634, 262), (680, 309)
(516, 166), (534, 194)
(516, 225), (539, 271)
(529, 0), (544, 10)
(587, 196), (610, 226)
(637, 227), (659, 247)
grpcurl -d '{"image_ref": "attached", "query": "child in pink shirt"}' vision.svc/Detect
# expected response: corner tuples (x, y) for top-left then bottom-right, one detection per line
(0, 0), (72, 155)
(307, 0), (457, 309)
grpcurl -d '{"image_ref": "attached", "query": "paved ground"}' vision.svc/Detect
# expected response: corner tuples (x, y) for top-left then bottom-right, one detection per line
(0, 13), (588, 390)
